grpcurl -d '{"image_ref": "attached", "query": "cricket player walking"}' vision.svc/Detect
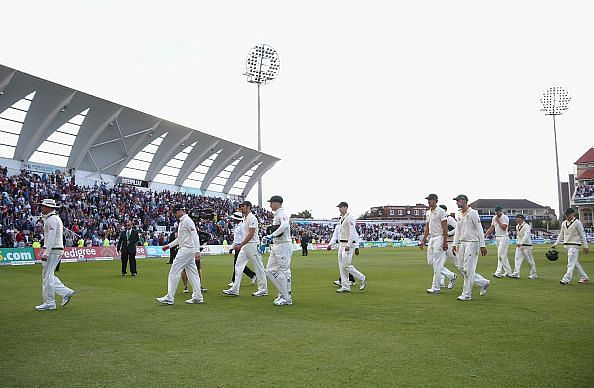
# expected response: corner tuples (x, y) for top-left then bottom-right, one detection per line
(419, 194), (456, 293)
(264, 195), (293, 306)
(36, 198), (75, 311)
(157, 204), (204, 305)
(553, 208), (590, 285)
(510, 214), (537, 279)
(335, 202), (366, 293)
(223, 200), (268, 297)
(484, 205), (513, 278)
(452, 194), (490, 301)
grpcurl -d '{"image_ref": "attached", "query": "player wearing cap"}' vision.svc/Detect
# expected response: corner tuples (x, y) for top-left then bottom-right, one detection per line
(452, 194), (490, 301)
(223, 201), (268, 297)
(509, 214), (537, 279)
(35, 198), (75, 311)
(419, 194), (456, 293)
(156, 204), (204, 305)
(553, 208), (590, 285)
(335, 202), (366, 293)
(484, 205), (513, 278)
(263, 195), (293, 306)
(227, 211), (257, 287)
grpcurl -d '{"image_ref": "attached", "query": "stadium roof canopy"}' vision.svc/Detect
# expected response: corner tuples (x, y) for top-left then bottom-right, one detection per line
(0, 63), (279, 197)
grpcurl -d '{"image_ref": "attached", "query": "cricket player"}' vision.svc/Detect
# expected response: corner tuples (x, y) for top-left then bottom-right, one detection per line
(335, 202), (366, 293)
(222, 200), (268, 297)
(553, 208), (590, 285)
(452, 194), (491, 301)
(484, 205), (513, 278)
(263, 195), (293, 306)
(509, 214), (537, 279)
(157, 204), (204, 305)
(328, 222), (358, 286)
(36, 198), (75, 311)
(419, 194), (456, 293)
(227, 211), (257, 287)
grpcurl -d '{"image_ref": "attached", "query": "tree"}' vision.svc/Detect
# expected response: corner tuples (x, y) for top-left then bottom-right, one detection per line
(291, 210), (313, 219)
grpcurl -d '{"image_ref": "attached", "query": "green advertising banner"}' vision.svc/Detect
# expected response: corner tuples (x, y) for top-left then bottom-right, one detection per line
(0, 248), (37, 266)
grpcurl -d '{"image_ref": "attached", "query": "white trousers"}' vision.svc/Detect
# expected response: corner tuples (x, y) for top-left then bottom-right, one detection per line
(338, 243), (365, 290)
(513, 246), (537, 278)
(41, 252), (73, 306)
(165, 248), (203, 301)
(427, 236), (449, 290)
(230, 243), (267, 294)
(561, 247), (589, 283)
(494, 236), (513, 275)
(266, 242), (292, 300)
(457, 242), (489, 298)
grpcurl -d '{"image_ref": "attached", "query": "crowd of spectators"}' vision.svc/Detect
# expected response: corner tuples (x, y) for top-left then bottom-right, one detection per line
(575, 183), (594, 198)
(0, 166), (274, 248)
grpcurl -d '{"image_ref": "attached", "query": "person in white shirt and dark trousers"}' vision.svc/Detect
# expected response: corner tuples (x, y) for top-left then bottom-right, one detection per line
(553, 208), (590, 285)
(157, 204), (204, 305)
(510, 214), (537, 279)
(36, 198), (75, 311)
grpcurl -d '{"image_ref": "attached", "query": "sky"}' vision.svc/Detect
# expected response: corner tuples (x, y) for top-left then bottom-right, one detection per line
(2, 1), (593, 219)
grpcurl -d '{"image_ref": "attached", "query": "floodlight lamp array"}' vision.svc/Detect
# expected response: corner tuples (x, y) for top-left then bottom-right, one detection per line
(540, 86), (571, 116)
(245, 44), (280, 84)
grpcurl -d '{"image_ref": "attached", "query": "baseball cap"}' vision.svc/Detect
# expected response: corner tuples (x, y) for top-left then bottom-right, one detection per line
(516, 213), (525, 219)
(453, 194), (469, 201)
(172, 204), (185, 212)
(239, 200), (252, 207)
(425, 194), (438, 201)
(337, 201), (348, 208)
(494, 205), (503, 212)
(439, 204), (447, 211)
(564, 208), (575, 215)
(268, 195), (283, 203)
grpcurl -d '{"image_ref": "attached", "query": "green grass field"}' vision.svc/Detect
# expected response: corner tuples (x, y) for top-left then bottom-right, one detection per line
(1, 246), (593, 387)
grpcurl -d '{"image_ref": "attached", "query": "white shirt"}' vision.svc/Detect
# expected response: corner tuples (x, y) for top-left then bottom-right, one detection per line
(338, 213), (357, 245)
(232, 221), (245, 246)
(446, 215), (456, 242)
(516, 222), (532, 246)
(556, 218), (589, 248)
(425, 207), (447, 238)
(42, 211), (64, 256)
(330, 222), (361, 248)
(168, 214), (201, 253)
(453, 207), (486, 247)
(242, 212), (260, 244)
(491, 214), (509, 237)
(270, 206), (291, 244)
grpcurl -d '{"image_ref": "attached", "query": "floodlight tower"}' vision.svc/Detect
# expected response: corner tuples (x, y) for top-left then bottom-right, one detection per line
(540, 86), (571, 220)
(244, 44), (280, 207)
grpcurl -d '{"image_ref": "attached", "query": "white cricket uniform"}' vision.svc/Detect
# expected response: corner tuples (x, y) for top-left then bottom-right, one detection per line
(512, 221), (537, 278)
(491, 214), (513, 276)
(229, 212), (267, 294)
(232, 222), (245, 247)
(40, 211), (73, 307)
(453, 207), (489, 299)
(425, 207), (453, 291)
(164, 214), (203, 302)
(445, 215), (458, 267)
(556, 218), (590, 283)
(336, 212), (366, 290)
(265, 206), (292, 301)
